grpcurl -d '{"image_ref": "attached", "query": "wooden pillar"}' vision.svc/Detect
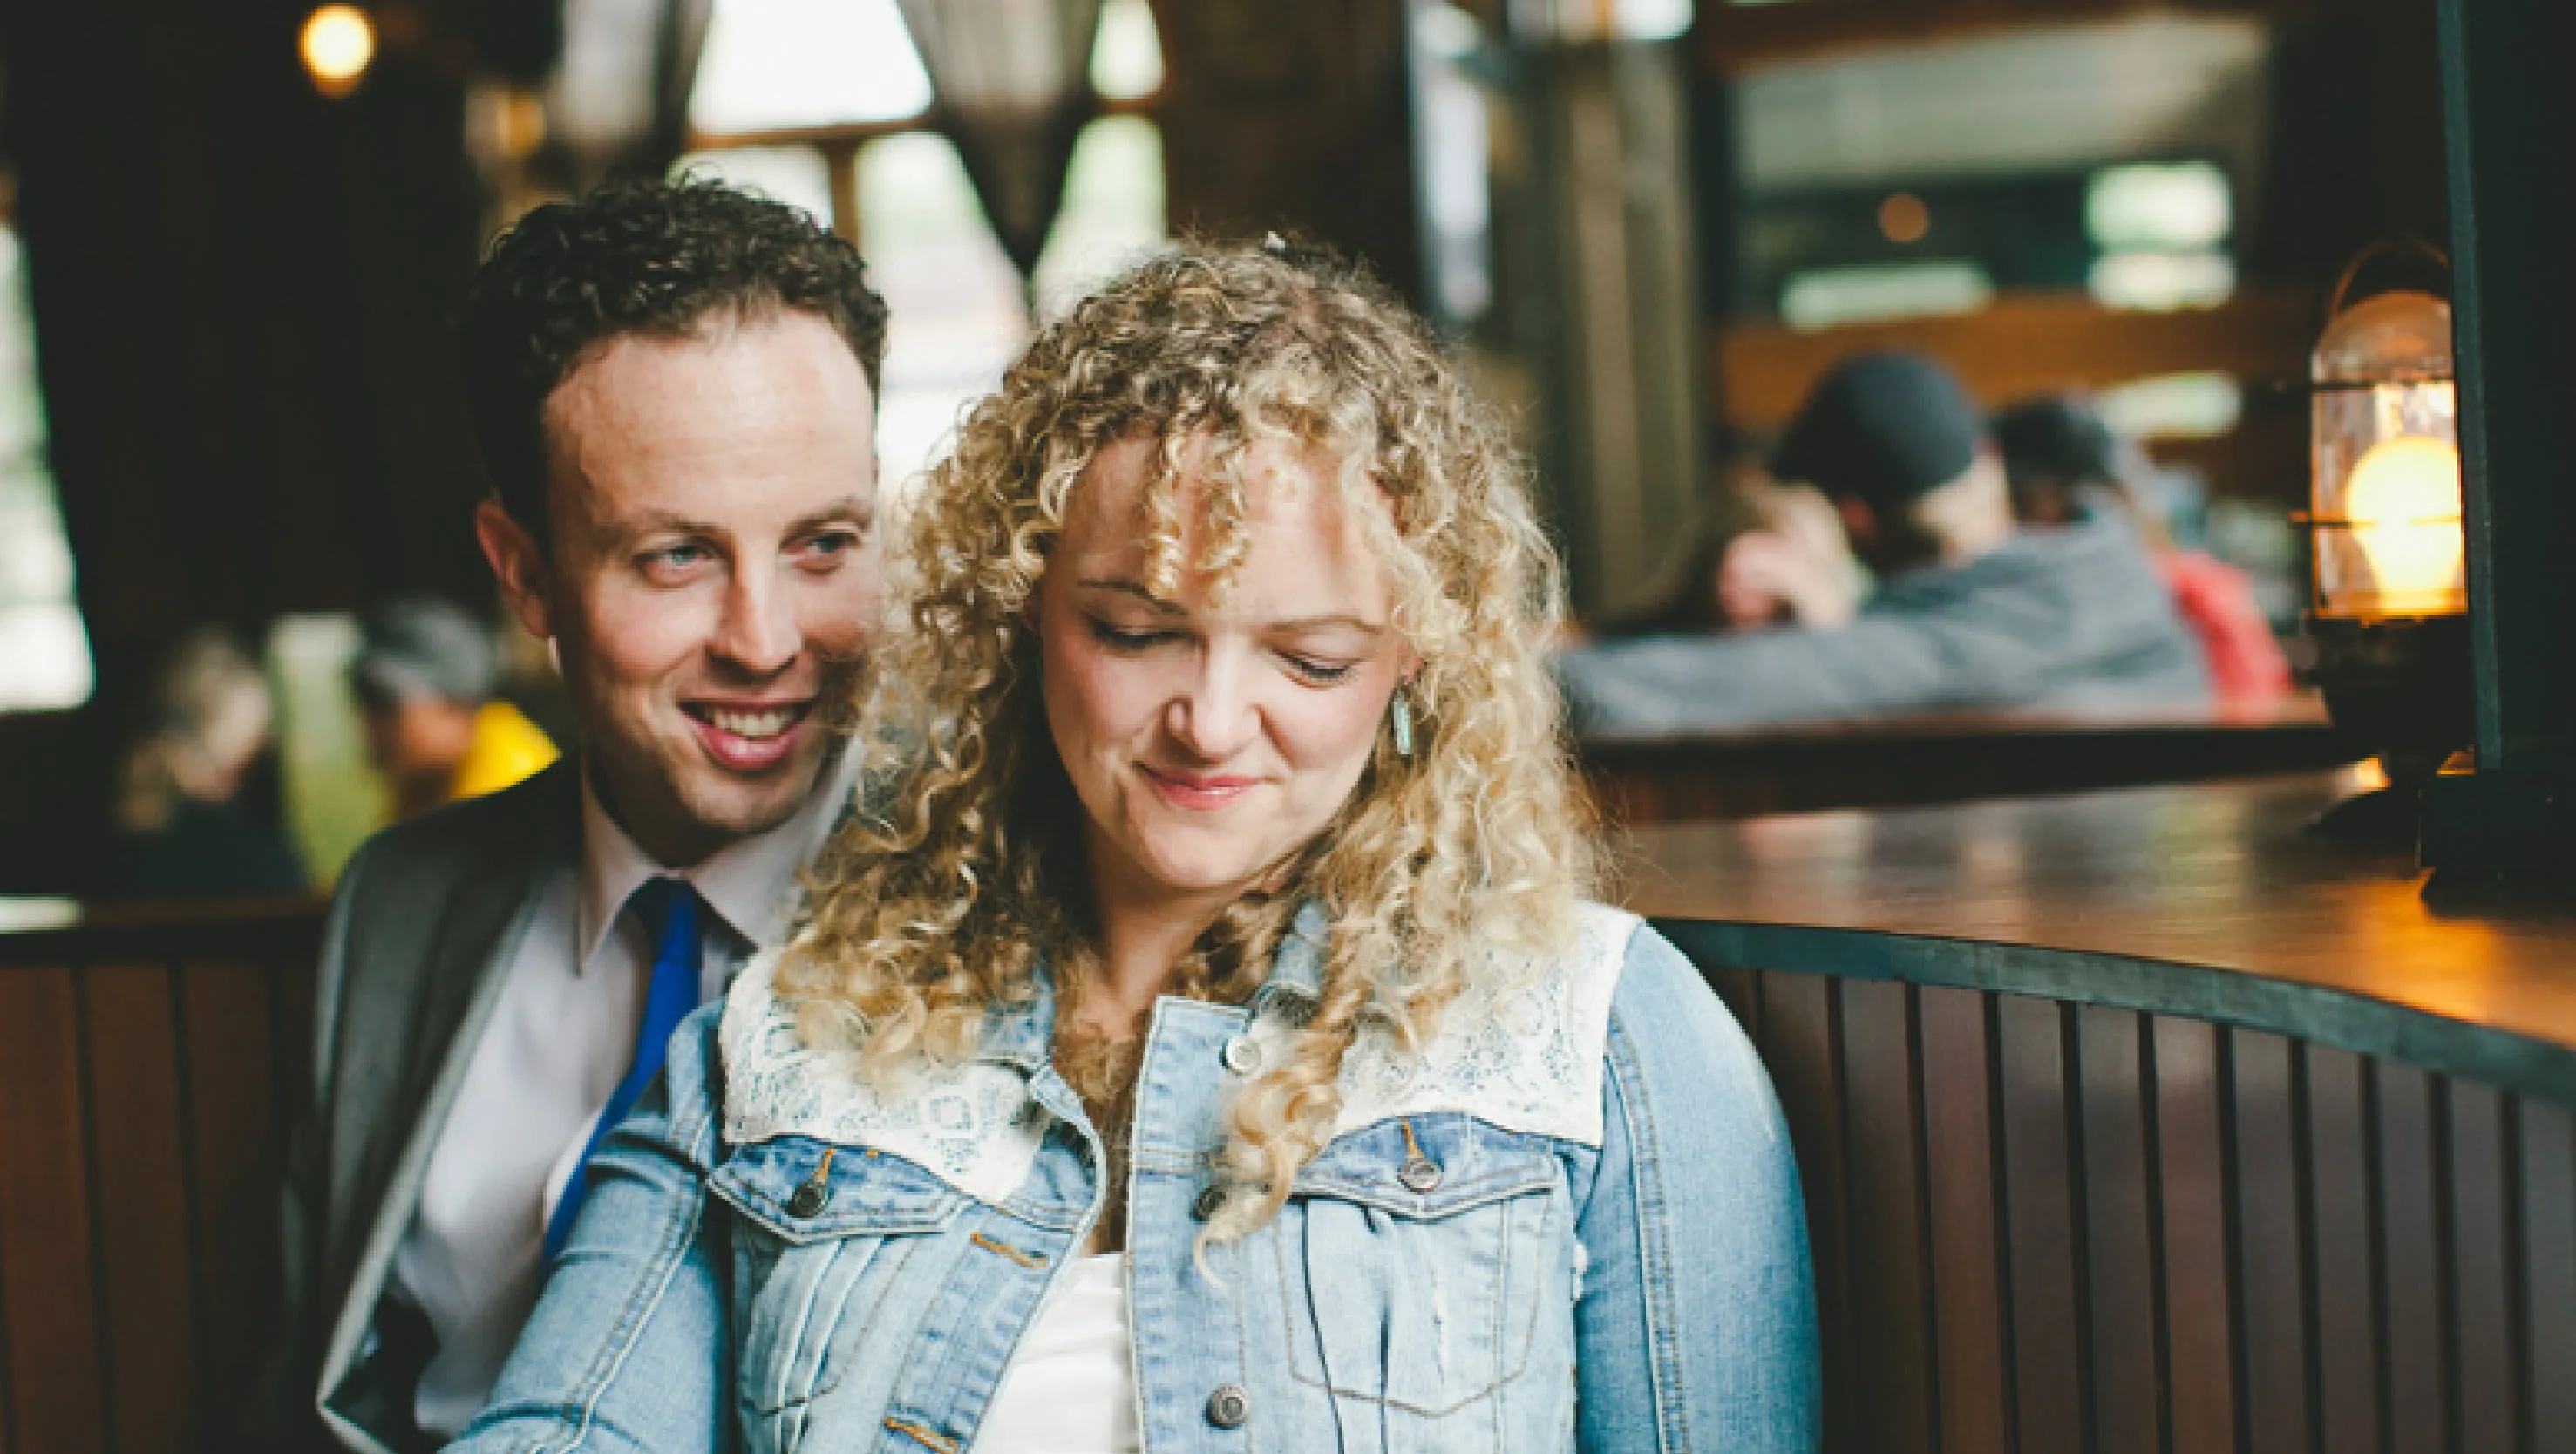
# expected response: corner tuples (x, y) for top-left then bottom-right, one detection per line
(1512, 40), (1700, 620)
(1146, 0), (1424, 305)
(2418, 0), (2576, 879)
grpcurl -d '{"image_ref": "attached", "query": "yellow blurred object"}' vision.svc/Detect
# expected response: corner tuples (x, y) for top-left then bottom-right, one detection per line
(2344, 433), (2464, 613)
(449, 700), (558, 802)
(302, 4), (376, 97)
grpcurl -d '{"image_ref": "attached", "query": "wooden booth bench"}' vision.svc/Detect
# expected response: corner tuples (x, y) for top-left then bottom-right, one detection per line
(3, 765), (2571, 1451)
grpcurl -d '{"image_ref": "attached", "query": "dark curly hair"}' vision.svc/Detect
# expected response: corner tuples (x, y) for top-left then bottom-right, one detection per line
(461, 173), (891, 545)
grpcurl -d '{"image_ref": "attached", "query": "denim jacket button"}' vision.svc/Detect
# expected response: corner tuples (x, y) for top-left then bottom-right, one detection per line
(785, 1179), (831, 1219)
(1192, 1185), (1226, 1221)
(1205, 1383), (1250, 1429)
(1398, 1156), (1443, 1193)
(1220, 1035), (1261, 1075)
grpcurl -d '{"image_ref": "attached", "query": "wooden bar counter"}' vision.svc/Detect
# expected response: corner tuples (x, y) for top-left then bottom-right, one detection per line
(1621, 768), (2576, 1453)
(1580, 692), (2351, 823)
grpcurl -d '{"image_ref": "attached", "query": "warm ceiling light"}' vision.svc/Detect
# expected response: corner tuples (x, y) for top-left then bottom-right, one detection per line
(1879, 192), (1930, 245)
(302, 5), (377, 97)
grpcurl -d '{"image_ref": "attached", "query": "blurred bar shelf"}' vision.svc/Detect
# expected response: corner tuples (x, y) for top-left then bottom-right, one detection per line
(1581, 691), (2350, 824)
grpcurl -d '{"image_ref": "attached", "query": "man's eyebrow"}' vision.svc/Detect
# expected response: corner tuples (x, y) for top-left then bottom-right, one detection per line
(591, 509), (717, 551)
(789, 494), (876, 533)
(1076, 578), (1186, 615)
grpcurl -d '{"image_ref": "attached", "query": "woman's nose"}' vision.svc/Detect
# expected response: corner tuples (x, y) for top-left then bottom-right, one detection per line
(1163, 651), (1259, 762)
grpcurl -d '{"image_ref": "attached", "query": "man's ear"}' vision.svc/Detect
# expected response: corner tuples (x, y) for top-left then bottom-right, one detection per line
(1834, 495), (1879, 551)
(476, 500), (555, 642)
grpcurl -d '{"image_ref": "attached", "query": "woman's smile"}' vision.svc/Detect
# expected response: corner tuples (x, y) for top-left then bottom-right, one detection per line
(1137, 763), (1266, 811)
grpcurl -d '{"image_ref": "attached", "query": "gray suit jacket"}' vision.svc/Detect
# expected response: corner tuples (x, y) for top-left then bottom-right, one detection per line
(251, 761), (582, 1454)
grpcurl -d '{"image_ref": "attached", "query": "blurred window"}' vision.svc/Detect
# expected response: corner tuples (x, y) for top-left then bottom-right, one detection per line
(1730, 17), (2264, 323)
(683, 0), (1167, 505)
(675, 145), (836, 226)
(689, 0), (933, 134)
(0, 223), (95, 712)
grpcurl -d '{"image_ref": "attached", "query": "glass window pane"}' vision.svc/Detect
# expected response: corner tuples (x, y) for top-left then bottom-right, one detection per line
(1091, 0), (1165, 101)
(1033, 116), (1166, 316)
(674, 145), (836, 228)
(690, 0), (933, 136)
(857, 132), (1031, 502)
(0, 225), (94, 712)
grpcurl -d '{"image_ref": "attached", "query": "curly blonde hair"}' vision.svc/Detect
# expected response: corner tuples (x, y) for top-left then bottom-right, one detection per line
(781, 241), (1600, 1238)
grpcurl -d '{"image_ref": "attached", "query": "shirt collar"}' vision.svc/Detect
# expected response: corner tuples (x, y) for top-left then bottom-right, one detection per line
(574, 742), (862, 971)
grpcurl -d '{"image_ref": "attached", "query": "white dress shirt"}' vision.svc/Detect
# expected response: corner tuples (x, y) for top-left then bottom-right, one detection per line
(392, 749), (856, 1438)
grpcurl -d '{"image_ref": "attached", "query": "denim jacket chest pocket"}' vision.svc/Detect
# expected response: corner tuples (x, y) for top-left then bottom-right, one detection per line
(709, 1137), (974, 1426)
(1258, 1114), (1574, 1422)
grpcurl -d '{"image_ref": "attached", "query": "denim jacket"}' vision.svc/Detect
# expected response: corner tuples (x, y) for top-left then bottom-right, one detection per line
(451, 905), (1818, 1452)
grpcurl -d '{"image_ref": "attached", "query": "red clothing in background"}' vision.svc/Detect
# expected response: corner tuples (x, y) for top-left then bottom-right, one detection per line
(2157, 550), (2292, 703)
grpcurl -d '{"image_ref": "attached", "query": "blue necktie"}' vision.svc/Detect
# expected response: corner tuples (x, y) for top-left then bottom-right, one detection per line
(543, 877), (705, 1265)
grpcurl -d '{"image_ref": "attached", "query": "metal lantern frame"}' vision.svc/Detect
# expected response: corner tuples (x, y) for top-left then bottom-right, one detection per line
(2302, 241), (2467, 626)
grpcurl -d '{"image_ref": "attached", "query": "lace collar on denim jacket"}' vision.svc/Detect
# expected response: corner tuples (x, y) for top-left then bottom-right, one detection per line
(718, 902), (1641, 1202)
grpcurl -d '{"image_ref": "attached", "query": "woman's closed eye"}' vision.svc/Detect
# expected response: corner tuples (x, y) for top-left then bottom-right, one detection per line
(1280, 652), (1359, 686)
(1085, 617), (1176, 652)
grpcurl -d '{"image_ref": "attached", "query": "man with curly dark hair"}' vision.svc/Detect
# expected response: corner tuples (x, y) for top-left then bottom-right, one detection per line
(251, 174), (891, 1453)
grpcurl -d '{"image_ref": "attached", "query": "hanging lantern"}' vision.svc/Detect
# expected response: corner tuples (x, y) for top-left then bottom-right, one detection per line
(2300, 245), (2474, 835)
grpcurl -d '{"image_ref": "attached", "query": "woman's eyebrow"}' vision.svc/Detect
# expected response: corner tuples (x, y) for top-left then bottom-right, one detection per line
(1076, 579), (1186, 615)
(1267, 615), (1387, 636)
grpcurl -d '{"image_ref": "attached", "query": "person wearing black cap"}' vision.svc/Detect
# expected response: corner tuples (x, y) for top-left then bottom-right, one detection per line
(1557, 351), (2210, 730)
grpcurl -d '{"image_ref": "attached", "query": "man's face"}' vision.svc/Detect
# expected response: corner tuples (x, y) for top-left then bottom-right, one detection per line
(477, 309), (880, 866)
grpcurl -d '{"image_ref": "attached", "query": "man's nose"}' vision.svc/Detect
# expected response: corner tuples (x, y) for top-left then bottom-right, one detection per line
(1165, 649), (1258, 762)
(710, 567), (799, 675)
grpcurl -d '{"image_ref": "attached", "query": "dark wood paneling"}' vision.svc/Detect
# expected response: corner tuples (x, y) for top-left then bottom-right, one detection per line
(2227, 1031), (2314, 1454)
(2445, 1082), (2516, 1454)
(2525, 1103), (2576, 1454)
(179, 962), (283, 1423)
(2373, 1063), (2448, 1454)
(0, 968), (108, 1454)
(2305, 1045), (2382, 1454)
(1997, 996), (2086, 1452)
(1759, 971), (1853, 1451)
(80, 966), (199, 1454)
(2152, 1017), (2236, 1453)
(1706, 965), (1763, 1046)
(1837, 980), (1934, 1454)
(1662, 922), (2576, 1454)
(1917, 986), (2011, 1453)
(1583, 706), (2348, 826)
(2078, 1006), (2163, 1454)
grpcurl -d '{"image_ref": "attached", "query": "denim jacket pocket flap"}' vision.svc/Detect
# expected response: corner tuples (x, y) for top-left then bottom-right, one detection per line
(711, 1137), (971, 1244)
(1291, 1114), (1560, 1220)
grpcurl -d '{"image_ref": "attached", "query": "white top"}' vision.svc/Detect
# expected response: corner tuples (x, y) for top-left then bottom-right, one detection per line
(977, 1254), (1141, 1454)
(393, 751), (855, 1438)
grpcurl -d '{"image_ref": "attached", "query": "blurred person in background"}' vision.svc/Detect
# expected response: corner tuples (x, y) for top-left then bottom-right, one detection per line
(1992, 393), (2291, 707)
(105, 626), (309, 899)
(1589, 459), (1866, 641)
(1558, 351), (2209, 730)
(351, 595), (558, 820)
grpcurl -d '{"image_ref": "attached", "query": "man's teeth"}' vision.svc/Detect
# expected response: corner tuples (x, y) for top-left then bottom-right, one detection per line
(706, 707), (796, 740)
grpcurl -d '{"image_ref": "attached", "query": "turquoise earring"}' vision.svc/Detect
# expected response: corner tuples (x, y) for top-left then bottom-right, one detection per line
(1390, 692), (1415, 758)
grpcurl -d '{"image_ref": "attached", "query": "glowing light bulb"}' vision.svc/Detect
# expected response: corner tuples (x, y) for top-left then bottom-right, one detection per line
(2344, 432), (2464, 614)
(302, 5), (376, 97)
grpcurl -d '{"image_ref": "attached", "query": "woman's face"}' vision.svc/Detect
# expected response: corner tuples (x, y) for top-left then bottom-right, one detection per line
(1037, 431), (1407, 917)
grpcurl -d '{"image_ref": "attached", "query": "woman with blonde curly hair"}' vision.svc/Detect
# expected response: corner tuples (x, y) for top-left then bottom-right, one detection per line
(452, 242), (1817, 1453)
